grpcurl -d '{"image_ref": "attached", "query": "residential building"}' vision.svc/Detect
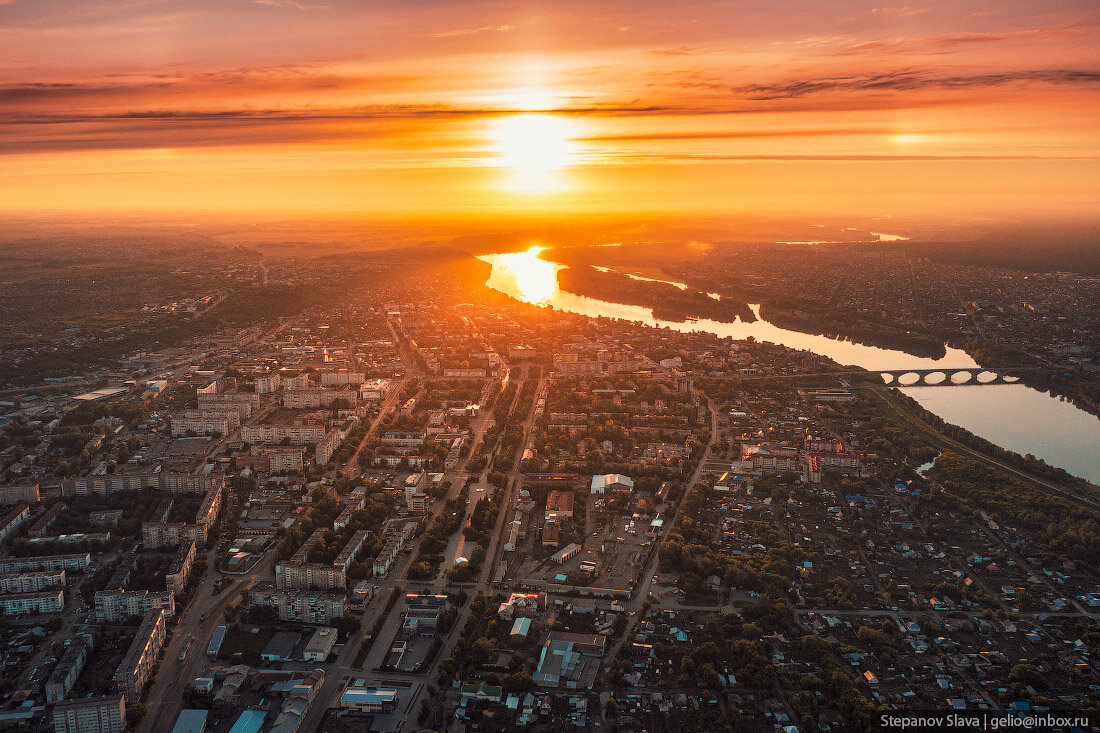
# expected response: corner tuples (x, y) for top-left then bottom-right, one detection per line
(183, 409), (242, 431)
(112, 609), (166, 701)
(241, 423), (326, 446)
(0, 588), (64, 615)
(28, 502), (66, 538)
(171, 415), (230, 438)
(0, 569), (65, 594)
(0, 482), (40, 505)
(95, 589), (175, 622)
(166, 540), (196, 597)
(67, 473), (223, 497)
(0, 503), (30, 542)
(256, 447), (306, 473)
(0, 554), (90, 573)
(248, 585), (346, 624)
(315, 430), (342, 465)
(46, 635), (93, 703)
(319, 371), (364, 386)
(255, 374), (282, 394)
(51, 695), (125, 733)
(282, 388), (356, 409)
(196, 391), (258, 417)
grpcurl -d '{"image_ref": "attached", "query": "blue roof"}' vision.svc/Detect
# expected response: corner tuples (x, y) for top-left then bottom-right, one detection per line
(228, 710), (266, 733)
(171, 710), (209, 733)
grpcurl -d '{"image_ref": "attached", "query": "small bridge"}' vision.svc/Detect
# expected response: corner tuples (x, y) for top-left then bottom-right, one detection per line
(872, 367), (1029, 387)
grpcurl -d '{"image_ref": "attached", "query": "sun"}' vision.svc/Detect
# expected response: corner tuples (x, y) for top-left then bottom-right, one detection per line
(490, 113), (578, 193)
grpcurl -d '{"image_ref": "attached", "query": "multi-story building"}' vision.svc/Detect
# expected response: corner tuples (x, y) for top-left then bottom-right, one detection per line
(282, 388), (357, 409)
(142, 522), (202, 550)
(0, 589), (64, 615)
(248, 585), (346, 624)
(183, 409), (241, 430)
(275, 563), (346, 592)
(0, 554), (90, 573)
(142, 485), (220, 549)
(0, 503), (30, 542)
(196, 391), (258, 418)
(332, 530), (370, 571)
(46, 635), (93, 703)
(196, 485), (222, 534)
(320, 371), (364, 386)
(283, 373), (312, 390)
(315, 430), (342, 466)
(171, 415), (230, 438)
(28, 501), (66, 538)
(112, 609), (166, 701)
(166, 540), (196, 597)
(0, 482), (40, 506)
(51, 695), (126, 733)
(95, 589), (175, 622)
(276, 527), (367, 591)
(67, 473), (223, 497)
(359, 379), (391, 402)
(241, 422), (326, 445)
(257, 447), (306, 472)
(0, 569), (66, 594)
(255, 374), (282, 394)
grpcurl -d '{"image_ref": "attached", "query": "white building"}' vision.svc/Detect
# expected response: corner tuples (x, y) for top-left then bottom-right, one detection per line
(590, 474), (634, 495)
(52, 695), (126, 733)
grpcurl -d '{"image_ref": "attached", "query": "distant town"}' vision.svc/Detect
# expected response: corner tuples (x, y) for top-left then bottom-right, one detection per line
(0, 240), (1098, 733)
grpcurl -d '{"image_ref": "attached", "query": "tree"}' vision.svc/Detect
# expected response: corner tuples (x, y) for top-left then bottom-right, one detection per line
(127, 703), (147, 728)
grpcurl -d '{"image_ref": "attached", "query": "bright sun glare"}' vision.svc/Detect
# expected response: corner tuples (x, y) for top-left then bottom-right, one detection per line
(490, 113), (578, 193)
(495, 246), (559, 303)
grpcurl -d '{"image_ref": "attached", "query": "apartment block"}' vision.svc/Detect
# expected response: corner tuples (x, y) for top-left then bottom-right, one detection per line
(112, 609), (166, 701)
(241, 422), (327, 445)
(183, 409), (242, 430)
(315, 430), (343, 466)
(282, 388), (357, 409)
(67, 472), (223, 497)
(46, 635), (93, 703)
(95, 589), (175, 622)
(171, 415), (230, 438)
(51, 695), (125, 733)
(0, 503), (30, 542)
(249, 585), (346, 624)
(166, 540), (196, 597)
(0, 554), (90, 573)
(0, 482), (40, 505)
(196, 391), (259, 417)
(254, 374), (282, 394)
(0, 588), (64, 615)
(0, 569), (66, 594)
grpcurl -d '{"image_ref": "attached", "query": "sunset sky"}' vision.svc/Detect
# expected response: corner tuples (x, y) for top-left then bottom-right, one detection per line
(1, 0), (1097, 220)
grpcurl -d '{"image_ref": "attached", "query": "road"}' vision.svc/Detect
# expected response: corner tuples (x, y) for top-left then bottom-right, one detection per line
(602, 389), (720, 669)
(140, 552), (272, 733)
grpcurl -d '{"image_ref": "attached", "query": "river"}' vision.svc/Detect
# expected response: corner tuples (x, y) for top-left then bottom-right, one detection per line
(480, 247), (1100, 484)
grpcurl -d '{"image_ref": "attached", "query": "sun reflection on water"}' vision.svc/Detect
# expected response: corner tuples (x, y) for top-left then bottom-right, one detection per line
(479, 246), (561, 304)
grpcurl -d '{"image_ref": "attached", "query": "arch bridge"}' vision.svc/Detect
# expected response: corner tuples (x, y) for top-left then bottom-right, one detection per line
(872, 367), (1031, 387)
